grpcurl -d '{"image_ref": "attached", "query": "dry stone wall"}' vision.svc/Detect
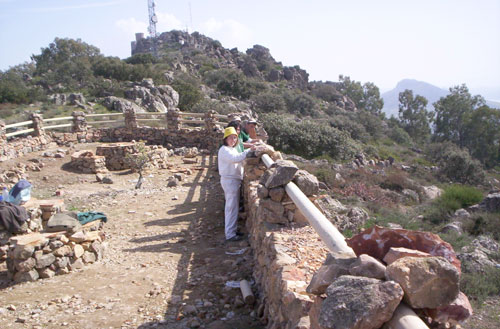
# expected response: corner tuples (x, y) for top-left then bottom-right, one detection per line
(95, 142), (169, 171)
(242, 153), (472, 329)
(5, 222), (105, 283)
(70, 150), (108, 174)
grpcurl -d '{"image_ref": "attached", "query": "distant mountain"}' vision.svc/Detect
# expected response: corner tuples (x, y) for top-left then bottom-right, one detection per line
(381, 79), (447, 118)
(382, 79), (500, 118)
(486, 99), (500, 109)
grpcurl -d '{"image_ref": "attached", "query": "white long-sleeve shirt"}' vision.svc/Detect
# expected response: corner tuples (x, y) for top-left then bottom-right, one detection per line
(218, 146), (250, 180)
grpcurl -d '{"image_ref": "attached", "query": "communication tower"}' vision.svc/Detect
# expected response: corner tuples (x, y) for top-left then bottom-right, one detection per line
(148, 0), (158, 56)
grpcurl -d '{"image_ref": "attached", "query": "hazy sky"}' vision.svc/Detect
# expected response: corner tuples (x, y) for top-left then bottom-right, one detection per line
(1, 0), (499, 98)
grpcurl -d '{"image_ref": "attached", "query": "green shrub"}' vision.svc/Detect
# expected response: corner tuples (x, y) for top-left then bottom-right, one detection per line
(203, 68), (266, 99)
(262, 113), (360, 160)
(389, 126), (413, 146)
(370, 209), (419, 230)
(425, 184), (483, 224)
(355, 111), (386, 140)
(440, 185), (483, 209)
(190, 98), (236, 115)
(460, 267), (500, 303)
(462, 212), (500, 240)
(124, 53), (157, 65)
(329, 115), (369, 142)
(250, 91), (286, 113)
(282, 91), (319, 117)
(379, 171), (420, 194)
(426, 142), (485, 185)
(438, 231), (474, 252)
(171, 75), (203, 111)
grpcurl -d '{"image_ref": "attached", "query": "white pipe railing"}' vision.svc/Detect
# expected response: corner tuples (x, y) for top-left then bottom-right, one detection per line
(261, 153), (353, 254)
(5, 128), (35, 137)
(86, 113), (124, 118)
(4, 120), (32, 129)
(43, 116), (72, 123)
(43, 123), (72, 130)
(260, 153), (429, 329)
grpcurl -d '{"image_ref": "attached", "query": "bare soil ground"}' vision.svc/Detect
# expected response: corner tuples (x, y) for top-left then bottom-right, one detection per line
(0, 143), (264, 329)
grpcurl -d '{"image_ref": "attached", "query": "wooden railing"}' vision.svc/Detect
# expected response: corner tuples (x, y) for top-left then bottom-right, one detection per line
(2, 111), (228, 139)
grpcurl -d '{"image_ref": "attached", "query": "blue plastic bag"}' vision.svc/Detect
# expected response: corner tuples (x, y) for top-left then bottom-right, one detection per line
(8, 179), (32, 205)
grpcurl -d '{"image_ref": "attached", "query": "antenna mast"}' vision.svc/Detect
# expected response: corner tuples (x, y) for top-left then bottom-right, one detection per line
(148, 0), (158, 56)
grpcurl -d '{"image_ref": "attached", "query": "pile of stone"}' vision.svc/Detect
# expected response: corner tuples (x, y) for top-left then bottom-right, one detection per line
(70, 150), (108, 174)
(5, 220), (105, 283)
(0, 134), (54, 162)
(1, 199), (66, 264)
(0, 160), (42, 185)
(96, 142), (169, 171)
(306, 226), (472, 329)
(242, 153), (473, 329)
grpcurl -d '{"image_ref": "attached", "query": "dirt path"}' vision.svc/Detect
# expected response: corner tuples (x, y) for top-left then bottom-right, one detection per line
(0, 143), (264, 329)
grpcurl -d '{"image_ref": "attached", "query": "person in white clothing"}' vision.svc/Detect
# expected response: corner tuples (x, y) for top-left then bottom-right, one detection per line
(218, 127), (255, 242)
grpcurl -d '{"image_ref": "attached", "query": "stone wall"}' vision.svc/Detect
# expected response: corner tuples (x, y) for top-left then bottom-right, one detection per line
(243, 156), (325, 329)
(0, 134), (54, 162)
(70, 150), (108, 174)
(5, 221), (105, 283)
(95, 142), (169, 171)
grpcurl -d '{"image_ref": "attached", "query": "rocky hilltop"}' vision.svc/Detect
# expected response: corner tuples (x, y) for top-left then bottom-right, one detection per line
(132, 30), (309, 90)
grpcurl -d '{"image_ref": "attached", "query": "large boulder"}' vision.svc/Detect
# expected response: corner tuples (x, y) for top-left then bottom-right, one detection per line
(293, 170), (319, 196)
(265, 160), (299, 189)
(422, 185), (443, 200)
(478, 191), (500, 212)
(319, 275), (403, 329)
(346, 225), (461, 274)
(101, 96), (145, 113)
(349, 254), (386, 279)
(383, 247), (431, 265)
(386, 256), (460, 309)
(458, 236), (499, 273)
(125, 85), (168, 112)
(307, 251), (357, 295)
(424, 292), (473, 326)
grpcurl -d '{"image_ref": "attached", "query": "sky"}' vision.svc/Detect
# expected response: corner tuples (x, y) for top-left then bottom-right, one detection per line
(1, 0), (499, 99)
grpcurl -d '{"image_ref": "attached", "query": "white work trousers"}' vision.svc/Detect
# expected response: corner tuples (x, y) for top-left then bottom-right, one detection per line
(221, 177), (241, 240)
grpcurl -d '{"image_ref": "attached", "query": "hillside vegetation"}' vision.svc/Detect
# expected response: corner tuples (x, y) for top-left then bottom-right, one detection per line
(1, 31), (500, 318)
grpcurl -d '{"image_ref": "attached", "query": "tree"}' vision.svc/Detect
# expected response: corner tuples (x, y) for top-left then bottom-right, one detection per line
(0, 63), (44, 103)
(463, 105), (500, 168)
(360, 82), (384, 115)
(398, 89), (432, 143)
(31, 38), (102, 91)
(433, 84), (484, 147)
(338, 75), (384, 114)
(125, 142), (150, 189)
